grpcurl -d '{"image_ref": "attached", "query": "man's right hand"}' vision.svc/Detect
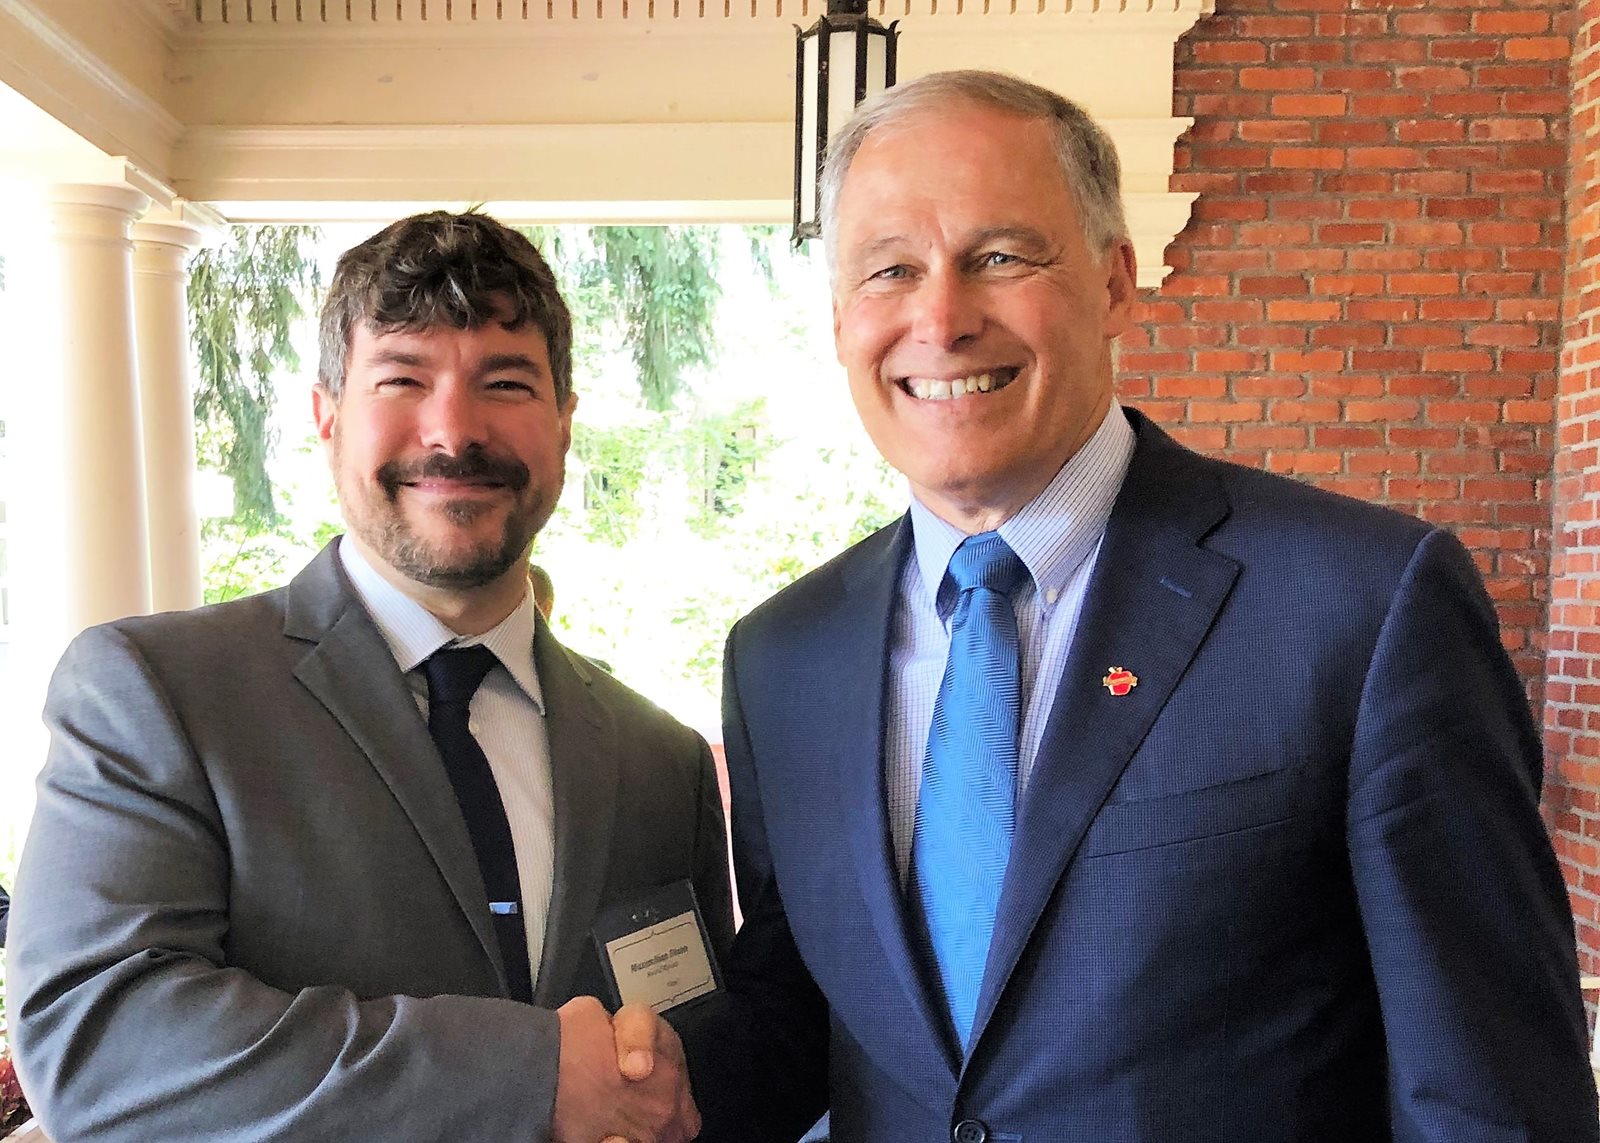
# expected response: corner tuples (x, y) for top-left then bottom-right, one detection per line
(552, 996), (700, 1143)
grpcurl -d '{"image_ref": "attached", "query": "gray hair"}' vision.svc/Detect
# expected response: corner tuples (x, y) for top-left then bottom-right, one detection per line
(819, 70), (1129, 273)
(318, 210), (573, 403)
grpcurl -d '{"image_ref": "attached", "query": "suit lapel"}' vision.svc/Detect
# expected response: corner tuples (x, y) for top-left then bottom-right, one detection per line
(285, 542), (508, 990)
(834, 520), (964, 1079)
(969, 420), (1242, 1051)
(530, 621), (617, 1007)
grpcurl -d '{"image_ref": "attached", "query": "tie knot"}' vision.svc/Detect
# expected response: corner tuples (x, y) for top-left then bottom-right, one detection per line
(946, 532), (1027, 597)
(423, 645), (499, 706)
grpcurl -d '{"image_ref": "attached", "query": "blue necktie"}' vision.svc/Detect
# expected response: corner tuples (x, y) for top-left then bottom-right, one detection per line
(423, 646), (533, 1003)
(911, 531), (1028, 1051)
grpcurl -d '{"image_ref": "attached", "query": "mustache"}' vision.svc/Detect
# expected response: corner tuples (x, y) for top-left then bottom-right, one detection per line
(376, 447), (531, 496)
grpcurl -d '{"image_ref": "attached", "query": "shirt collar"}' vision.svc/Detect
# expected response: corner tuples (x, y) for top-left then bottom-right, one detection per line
(907, 401), (1135, 617)
(338, 538), (546, 714)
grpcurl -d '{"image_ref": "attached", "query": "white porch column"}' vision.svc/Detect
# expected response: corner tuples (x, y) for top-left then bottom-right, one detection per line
(131, 215), (208, 612)
(20, 182), (153, 637)
(2, 180), (153, 836)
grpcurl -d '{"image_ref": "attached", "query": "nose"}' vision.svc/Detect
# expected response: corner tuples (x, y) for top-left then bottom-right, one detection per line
(908, 267), (984, 349)
(417, 379), (491, 455)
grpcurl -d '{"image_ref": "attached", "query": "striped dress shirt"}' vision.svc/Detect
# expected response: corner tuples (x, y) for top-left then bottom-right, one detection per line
(339, 541), (556, 983)
(886, 403), (1136, 883)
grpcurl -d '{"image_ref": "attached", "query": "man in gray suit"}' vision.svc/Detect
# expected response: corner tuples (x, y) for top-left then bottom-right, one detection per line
(8, 211), (730, 1142)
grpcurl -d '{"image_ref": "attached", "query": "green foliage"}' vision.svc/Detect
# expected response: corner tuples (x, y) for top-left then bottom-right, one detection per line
(569, 398), (776, 548)
(200, 514), (340, 604)
(189, 225), (322, 524)
(684, 401), (775, 537)
(570, 422), (658, 547)
(527, 226), (723, 412)
(593, 226), (720, 412)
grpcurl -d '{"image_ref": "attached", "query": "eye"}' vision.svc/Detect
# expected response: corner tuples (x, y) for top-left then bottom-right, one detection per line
(980, 250), (1024, 268)
(377, 374), (422, 389)
(486, 378), (537, 396)
(867, 264), (910, 282)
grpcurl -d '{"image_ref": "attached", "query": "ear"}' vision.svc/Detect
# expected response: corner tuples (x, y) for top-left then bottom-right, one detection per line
(832, 295), (845, 364)
(557, 390), (578, 455)
(1102, 239), (1138, 340)
(312, 384), (338, 444)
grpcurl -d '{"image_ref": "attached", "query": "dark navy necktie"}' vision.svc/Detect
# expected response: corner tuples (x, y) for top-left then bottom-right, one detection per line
(422, 646), (532, 1004)
(911, 531), (1028, 1051)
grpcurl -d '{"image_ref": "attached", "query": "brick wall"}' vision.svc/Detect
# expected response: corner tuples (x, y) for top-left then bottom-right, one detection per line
(1121, 0), (1590, 953)
(1551, 0), (1600, 969)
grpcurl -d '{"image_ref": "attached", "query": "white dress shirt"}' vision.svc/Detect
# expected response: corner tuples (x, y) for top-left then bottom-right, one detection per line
(884, 402), (1136, 882)
(339, 541), (556, 982)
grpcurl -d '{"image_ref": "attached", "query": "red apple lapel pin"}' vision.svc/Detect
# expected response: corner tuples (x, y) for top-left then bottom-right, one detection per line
(1102, 666), (1138, 697)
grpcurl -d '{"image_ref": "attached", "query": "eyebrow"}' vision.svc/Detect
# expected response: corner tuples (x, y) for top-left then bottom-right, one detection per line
(964, 226), (1054, 254)
(362, 348), (544, 376)
(479, 353), (545, 376)
(843, 225), (1055, 267)
(366, 348), (427, 368)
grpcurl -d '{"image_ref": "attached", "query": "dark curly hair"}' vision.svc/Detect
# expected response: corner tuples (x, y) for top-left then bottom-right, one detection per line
(318, 210), (573, 403)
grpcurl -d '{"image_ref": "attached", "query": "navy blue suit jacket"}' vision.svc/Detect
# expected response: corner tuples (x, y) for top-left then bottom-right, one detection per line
(681, 410), (1597, 1142)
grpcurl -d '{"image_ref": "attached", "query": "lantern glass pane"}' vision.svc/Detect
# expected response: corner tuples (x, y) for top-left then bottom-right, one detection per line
(864, 32), (887, 96)
(798, 32), (821, 229)
(824, 28), (863, 145)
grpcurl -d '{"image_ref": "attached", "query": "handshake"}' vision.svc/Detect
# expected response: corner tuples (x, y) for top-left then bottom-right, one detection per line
(553, 996), (701, 1143)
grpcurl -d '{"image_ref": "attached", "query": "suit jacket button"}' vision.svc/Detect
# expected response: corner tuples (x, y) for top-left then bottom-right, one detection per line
(952, 1120), (988, 1143)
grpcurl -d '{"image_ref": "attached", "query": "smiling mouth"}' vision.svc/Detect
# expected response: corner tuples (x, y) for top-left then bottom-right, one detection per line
(900, 368), (1020, 401)
(405, 478), (505, 493)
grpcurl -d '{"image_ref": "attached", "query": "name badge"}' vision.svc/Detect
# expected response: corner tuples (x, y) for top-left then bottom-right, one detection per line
(592, 880), (721, 1014)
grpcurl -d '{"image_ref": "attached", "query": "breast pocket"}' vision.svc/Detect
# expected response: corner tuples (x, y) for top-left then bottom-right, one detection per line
(1079, 764), (1306, 858)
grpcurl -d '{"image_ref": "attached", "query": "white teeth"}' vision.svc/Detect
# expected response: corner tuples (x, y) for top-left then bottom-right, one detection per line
(906, 373), (1004, 400)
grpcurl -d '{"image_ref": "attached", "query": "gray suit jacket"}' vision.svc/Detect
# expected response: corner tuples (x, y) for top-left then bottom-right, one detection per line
(9, 540), (734, 1142)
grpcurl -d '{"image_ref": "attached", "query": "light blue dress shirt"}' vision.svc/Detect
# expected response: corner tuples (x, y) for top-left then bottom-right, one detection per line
(886, 403), (1136, 882)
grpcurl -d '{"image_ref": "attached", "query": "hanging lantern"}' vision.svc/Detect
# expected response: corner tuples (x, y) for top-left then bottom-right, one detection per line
(792, 0), (898, 246)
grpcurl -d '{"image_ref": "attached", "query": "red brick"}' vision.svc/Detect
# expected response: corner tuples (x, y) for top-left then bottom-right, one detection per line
(1270, 41), (1347, 65)
(1474, 10), (1550, 34)
(1470, 118), (1551, 143)
(1396, 12), (1471, 35)
(1397, 120), (1466, 144)
(1421, 299), (1496, 320)
(1397, 66), (1474, 90)
(1350, 93), (1429, 117)
(1316, 122), (1395, 146)
(1192, 41), (1269, 65)
(1348, 400), (1423, 422)
(1389, 273), (1465, 295)
(1430, 39), (1504, 63)
(1239, 275), (1312, 297)
(1431, 92), (1507, 116)
(1505, 36), (1572, 60)
(1269, 147), (1345, 170)
(1241, 121), (1316, 144)
(1272, 94), (1349, 116)
(1241, 67), (1319, 91)
(1266, 299), (1342, 322)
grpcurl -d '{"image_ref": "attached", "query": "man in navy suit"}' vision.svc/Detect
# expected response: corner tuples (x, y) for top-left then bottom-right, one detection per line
(677, 70), (1598, 1141)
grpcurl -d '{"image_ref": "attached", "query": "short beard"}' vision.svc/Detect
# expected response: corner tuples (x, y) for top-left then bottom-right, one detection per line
(344, 443), (552, 590)
(376, 503), (534, 589)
